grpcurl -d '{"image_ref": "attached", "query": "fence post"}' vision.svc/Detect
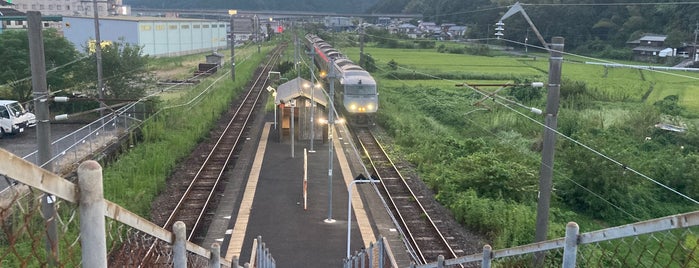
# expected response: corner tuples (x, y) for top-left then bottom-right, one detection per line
(562, 222), (580, 268)
(379, 238), (384, 268)
(482, 244), (492, 268)
(368, 242), (373, 268)
(78, 160), (107, 268)
(232, 256), (240, 268)
(209, 243), (221, 268)
(173, 221), (187, 268)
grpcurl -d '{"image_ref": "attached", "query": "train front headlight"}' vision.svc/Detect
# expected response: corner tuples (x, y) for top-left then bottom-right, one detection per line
(367, 104), (374, 111)
(349, 104), (357, 111)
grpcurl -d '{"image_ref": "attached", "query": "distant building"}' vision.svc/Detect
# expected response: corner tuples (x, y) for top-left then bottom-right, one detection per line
(377, 17), (391, 26)
(627, 34), (667, 62)
(447, 25), (467, 39)
(325, 16), (354, 31)
(231, 16), (255, 44)
(10, 0), (119, 17)
(417, 21), (439, 33)
(0, 2), (62, 33)
(0, 5), (25, 33)
(64, 16), (227, 56)
(398, 23), (417, 35)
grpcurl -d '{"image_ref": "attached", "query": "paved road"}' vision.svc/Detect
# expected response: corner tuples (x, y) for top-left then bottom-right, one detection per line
(0, 123), (85, 190)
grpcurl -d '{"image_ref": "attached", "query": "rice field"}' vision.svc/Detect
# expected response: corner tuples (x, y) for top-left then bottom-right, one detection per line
(341, 45), (699, 113)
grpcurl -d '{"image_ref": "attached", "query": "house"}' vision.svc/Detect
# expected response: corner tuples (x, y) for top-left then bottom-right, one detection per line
(10, 0), (118, 17)
(447, 25), (467, 39)
(324, 16), (354, 32)
(397, 23), (417, 38)
(0, 5), (25, 33)
(417, 21), (439, 34)
(231, 16), (256, 44)
(627, 34), (667, 62)
(0, 2), (62, 33)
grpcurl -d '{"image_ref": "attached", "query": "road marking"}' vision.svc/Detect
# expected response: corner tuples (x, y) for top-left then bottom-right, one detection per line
(334, 130), (376, 248)
(224, 123), (271, 262)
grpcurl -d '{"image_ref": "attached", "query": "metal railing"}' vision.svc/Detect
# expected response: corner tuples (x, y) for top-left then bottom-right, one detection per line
(21, 102), (148, 175)
(408, 210), (699, 268)
(0, 149), (233, 267)
(344, 237), (399, 268)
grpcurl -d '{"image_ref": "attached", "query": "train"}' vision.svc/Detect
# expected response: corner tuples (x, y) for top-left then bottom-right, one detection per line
(304, 33), (378, 125)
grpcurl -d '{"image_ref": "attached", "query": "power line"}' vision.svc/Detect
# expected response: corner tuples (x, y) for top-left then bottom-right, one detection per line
(371, 60), (643, 220)
(500, 38), (699, 81)
(373, 54), (699, 206)
(522, 1), (699, 6)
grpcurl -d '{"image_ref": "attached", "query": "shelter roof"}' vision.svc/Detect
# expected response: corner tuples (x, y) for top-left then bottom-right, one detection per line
(275, 77), (328, 108)
(0, 7), (24, 17)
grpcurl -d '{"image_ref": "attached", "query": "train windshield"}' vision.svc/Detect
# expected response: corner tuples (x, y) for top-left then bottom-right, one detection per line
(346, 84), (376, 95)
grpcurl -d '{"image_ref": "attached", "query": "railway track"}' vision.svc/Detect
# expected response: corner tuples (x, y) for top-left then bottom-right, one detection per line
(122, 44), (286, 267)
(355, 128), (463, 266)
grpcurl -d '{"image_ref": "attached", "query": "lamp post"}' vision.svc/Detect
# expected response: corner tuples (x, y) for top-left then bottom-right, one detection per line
(307, 48), (317, 153)
(346, 177), (379, 259)
(325, 62), (337, 223)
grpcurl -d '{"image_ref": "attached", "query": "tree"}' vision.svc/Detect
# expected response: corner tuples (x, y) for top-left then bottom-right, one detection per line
(0, 29), (79, 101)
(74, 40), (153, 99)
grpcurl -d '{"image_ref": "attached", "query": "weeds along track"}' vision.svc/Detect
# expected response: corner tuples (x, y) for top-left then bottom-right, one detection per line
(161, 45), (284, 241)
(355, 128), (464, 266)
(112, 44), (286, 267)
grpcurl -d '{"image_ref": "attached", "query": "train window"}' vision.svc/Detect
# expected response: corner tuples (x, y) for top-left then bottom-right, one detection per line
(346, 85), (376, 95)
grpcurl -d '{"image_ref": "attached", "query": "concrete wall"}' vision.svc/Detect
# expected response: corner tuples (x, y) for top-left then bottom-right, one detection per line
(64, 16), (227, 56)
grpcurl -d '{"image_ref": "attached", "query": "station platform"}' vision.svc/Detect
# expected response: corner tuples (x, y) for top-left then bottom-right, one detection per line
(203, 113), (411, 267)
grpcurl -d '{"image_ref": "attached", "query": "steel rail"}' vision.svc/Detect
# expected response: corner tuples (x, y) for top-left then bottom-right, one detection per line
(137, 44), (285, 267)
(355, 128), (461, 265)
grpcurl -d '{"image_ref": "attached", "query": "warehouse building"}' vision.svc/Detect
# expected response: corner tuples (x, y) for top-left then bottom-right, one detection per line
(63, 16), (228, 56)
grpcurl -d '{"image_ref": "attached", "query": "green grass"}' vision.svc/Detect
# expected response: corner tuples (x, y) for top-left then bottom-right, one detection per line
(0, 42), (276, 266)
(346, 43), (699, 113)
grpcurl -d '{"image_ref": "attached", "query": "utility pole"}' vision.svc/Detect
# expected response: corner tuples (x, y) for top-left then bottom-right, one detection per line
(694, 22), (698, 62)
(229, 10), (237, 81)
(325, 60), (337, 224)
(307, 47), (316, 153)
(534, 36), (564, 267)
(359, 26), (365, 67)
(27, 11), (58, 267)
(92, 0), (105, 117)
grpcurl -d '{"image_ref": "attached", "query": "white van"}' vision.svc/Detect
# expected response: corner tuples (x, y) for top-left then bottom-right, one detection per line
(0, 100), (37, 138)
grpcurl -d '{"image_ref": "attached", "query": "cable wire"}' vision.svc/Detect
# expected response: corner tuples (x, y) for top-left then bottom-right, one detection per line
(369, 52), (699, 206)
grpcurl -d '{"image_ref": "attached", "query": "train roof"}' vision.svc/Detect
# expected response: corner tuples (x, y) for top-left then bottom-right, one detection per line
(341, 71), (376, 85)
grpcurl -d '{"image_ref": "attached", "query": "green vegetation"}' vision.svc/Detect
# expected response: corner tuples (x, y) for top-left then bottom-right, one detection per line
(332, 35), (699, 253)
(0, 42), (274, 266)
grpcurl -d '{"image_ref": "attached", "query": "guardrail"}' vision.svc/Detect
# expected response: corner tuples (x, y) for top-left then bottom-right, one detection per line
(0, 148), (234, 267)
(410, 210), (699, 268)
(21, 102), (147, 175)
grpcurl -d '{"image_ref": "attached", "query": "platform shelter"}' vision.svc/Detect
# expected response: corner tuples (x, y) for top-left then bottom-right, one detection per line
(274, 77), (328, 143)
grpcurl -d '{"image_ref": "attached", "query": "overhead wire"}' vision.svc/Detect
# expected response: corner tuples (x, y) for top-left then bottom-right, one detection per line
(328, 32), (650, 217)
(371, 60), (643, 220)
(522, 2), (699, 6)
(296, 37), (424, 261)
(500, 38), (699, 81)
(385, 54), (699, 205)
